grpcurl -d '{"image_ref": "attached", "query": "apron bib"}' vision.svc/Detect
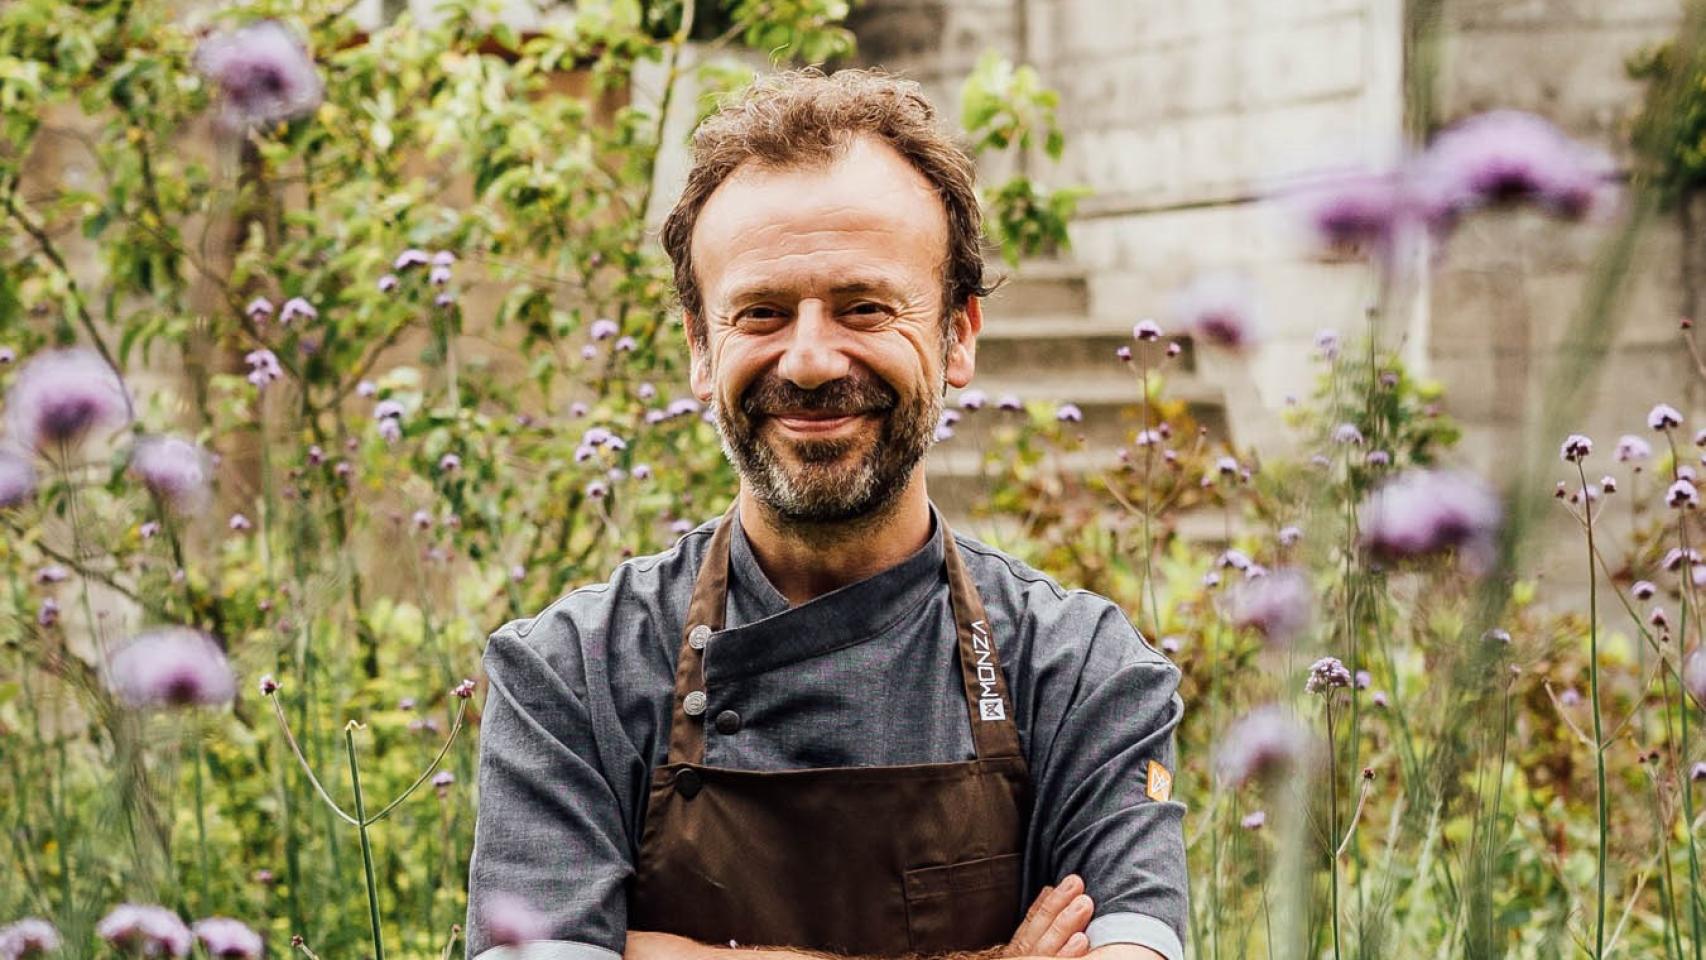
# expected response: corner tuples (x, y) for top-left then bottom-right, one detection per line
(628, 507), (1034, 955)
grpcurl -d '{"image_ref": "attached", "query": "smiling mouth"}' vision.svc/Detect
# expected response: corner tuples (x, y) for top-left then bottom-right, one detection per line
(767, 411), (876, 435)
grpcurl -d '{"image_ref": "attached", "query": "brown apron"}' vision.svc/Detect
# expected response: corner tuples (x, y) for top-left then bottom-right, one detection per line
(628, 508), (1034, 955)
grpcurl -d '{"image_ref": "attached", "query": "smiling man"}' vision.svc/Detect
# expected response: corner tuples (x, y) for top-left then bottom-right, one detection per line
(465, 68), (1187, 960)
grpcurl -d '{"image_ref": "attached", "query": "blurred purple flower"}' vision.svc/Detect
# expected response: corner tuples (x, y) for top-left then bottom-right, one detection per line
(191, 918), (262, 959)
(278, 297), (316, 325)
(0, 917), (60, 958)
(37, 598), (59, 628)
(1306, 656), (1353, 694)
(1685, 647), (1706, 705)
(1277, 525), (1302, 547)
(1632, 580), (1657, 600)
(432, 770), (455, 789)
(1358, 469), (1501, 572)
(1171, 271), (1259, 350)
(357, 380), (378, 398)
(244, 349), (282, 390)
(394, 249), (430, 271)
(1133, 319), (1163, 342)
(1560, 434), (1592, 463)
(1355, 669), (1372, 689)
(1215, 704), (1319, 786)
(586, 481), (608, 500)
(1115, 345), (1133, 362)
(1056, 403), (1083, 424)
(1664, 547), (1701, 571)
(1159, 636), (1182, 654)
(482, 892), (549, 947)
(96, 904), (192, 957)
(0, 450), (36, 508)
(228, 513), (251, 532)
(429, 265), (451, 287)
(1668, 480), (1699, 509)
(959, 389), (987, 411)
(432, 250), (456, 267)
(667, 398), (701, 419)
(580, 344), (598, 361)
(1372, 691), (1389, 708)
(33, 565), (67, 585)
(435, 292), (456, 309)
(107, 628), (236, 710)
(1286, 168), (1418, 256)
(670, 519), (693, 535)
(193, 20), (323, 132)
(1366, 450), (1391, 467)
(377, 274), (399, 293)
(1240, 810), (1266, 830)
(589, 318), (620, 341)
(244, 297), (273, 321)
(997, 393), (1023, 412)
(1413, 110), (1614, 222)
(614, 336), (637, 353)
(1650, 403), (1684, 431)
(1314, 329), (1341, 360)
(5, 348), (132, 455)
(129, 435), (213, 514)
(1226, 567), (1312, 645)
(1332, 423), (1364, 445)
(1693, 762), (1706, 782)
(438, 453), (461, 474)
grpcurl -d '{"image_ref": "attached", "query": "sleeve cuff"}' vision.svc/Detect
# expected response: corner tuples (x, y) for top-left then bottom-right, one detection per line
(473, 941), (624, 960)
(1086, 912), (1184, 960)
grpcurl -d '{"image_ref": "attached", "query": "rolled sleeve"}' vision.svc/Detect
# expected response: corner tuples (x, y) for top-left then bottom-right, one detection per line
(465, 626), (633, 959)
(1036, 602), (1189, 958)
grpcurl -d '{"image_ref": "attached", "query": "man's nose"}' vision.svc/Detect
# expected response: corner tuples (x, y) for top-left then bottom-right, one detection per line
(775, 299), (851, 390)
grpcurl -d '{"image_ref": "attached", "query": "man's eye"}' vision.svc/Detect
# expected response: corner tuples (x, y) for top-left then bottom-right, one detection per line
(740, 308), (785, 322)
(845, 303), (888, 318)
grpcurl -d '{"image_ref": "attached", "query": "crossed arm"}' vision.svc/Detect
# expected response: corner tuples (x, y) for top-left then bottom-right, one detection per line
(619, 876), (1165, 960)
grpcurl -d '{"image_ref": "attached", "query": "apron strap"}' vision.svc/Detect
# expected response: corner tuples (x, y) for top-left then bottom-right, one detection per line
(665, 504), (1025, 766)
(942, 531), (1024, 761)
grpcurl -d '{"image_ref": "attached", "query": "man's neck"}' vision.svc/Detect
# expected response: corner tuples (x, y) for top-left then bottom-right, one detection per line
(737, 475), (933, 606)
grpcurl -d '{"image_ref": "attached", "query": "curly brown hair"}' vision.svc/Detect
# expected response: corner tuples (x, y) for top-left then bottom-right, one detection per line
(659, 67), (997, 351)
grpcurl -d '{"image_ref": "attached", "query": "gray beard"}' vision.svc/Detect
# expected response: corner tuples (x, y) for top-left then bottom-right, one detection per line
(712, 381), (943, 531)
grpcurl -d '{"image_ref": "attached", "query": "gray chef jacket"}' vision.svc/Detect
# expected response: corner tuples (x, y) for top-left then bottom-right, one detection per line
(466, 502), (1188, 960)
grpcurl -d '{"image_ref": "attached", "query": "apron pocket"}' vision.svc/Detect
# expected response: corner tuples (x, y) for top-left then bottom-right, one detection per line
(902, 853), (1023, 953)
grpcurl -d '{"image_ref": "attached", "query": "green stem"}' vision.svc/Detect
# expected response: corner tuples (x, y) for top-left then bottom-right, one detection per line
(1664, 432), (1704, 958)
(194, 737), (210, 914)
(345, 724), (386, 960)
(1328, 701), (1341, 960)
(1579, 461), (1607, 959)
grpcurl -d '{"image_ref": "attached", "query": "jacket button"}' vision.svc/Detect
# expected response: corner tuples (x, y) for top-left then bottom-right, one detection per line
(688, 624), (712, 650)
(683, 690), (707, 716)
(674, 768), (702, 799)
(714, 710), (741, 735)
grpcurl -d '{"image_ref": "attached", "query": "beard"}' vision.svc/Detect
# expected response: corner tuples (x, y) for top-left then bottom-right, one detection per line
(712, 364), (943, 528)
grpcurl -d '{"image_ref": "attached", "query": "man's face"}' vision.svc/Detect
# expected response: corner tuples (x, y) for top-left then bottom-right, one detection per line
(686, 135), (981, 525)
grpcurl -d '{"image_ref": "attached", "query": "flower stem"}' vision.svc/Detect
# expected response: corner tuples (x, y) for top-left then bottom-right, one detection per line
(1664, 432), (1704, 958)
(345, 723), (386, 960)
(1579, 461), (1607, 960)
(1327, 701), (1342, 960)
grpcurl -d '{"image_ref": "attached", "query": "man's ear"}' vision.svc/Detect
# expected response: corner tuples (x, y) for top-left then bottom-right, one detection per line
(944, 296), (982, 390)
(685, 313), (714, 403)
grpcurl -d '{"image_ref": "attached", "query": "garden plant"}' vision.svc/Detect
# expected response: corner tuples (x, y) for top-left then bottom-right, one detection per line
(5, 0), (1706, 958)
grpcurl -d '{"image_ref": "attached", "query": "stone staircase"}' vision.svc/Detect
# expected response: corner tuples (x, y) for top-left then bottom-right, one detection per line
(929, 259), (1231, 533)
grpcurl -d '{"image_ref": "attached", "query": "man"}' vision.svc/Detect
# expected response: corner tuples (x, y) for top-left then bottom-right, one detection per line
(466, 68), (1187, 960)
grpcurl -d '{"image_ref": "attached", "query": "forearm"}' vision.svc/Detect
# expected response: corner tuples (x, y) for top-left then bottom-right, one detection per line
(629, 932), (1014, 960)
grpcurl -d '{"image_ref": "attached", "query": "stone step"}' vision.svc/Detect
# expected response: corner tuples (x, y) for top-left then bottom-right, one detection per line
(980, 261), (1090, 318)
(973, 315), (1201, 379)
(944, 373), (1228, 450)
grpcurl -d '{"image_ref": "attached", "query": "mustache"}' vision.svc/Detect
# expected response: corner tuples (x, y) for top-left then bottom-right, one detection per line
(740, 370), (899, 419)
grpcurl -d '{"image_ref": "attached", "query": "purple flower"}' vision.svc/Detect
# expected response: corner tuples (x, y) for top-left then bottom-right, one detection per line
(429, 265), (452, 287)
(1366, 450), (1391, 467)
(1693, 762), (1706, 782)
(1696, 428), (1706, 447)
(666, 398), (701, 418)
(1159, 636), (1182, 654)
(1306, 656), (1354, 694)
(0, 450), (37, 508)
(244, 297), (273, 320)
(1685, 647), (1706, 705)
(615, 336), (637, 353)
(959, 389), (987, 411)
(5, 348), (132, 454)
(278, 297), (317, 325)
(432, 770), (455, 788)
(1355, 669), (1372, 689)
(1560, 434), (1592, 463)
(373, 399), (405, 421)
(1664, 547), (1702, 571)
(438, 453), (461, 474)
(481, 892), (549, 947)
(509, 564), (526, 582)
(586, 481), (608, 500)
(1633, 580), (1657, 600)
(1332, 423), (1364, 445)
(243, 349), (282, 390)
(1172, 271), (1258, 349)
(1668, 480), (1699, 509)
(34, 565), (67, 585)
(1358, 469), (1501, 571)
(452, 678), (476, 699)
(140, 520), (160, 539)
(393, 249), (431, 271)
(129, 435), (213, 514)
(1650, 403), (1684, 431)
(259, 675), (279, 695)
(36, 598), (59, 628)
(1115, 345), (1133, 362)
(107, 628), (236, 710)
(589, 318), (620, 341)
(96, 904), (192, 957)
(1133, 319), (1163, 342)
(1240, 810), (1266, 830)
(357, 380), (378, 398)
(670, 519), (693, 535)
(412, 510), (432, 531)
(580, 344), (598, 360)
(1287, 168), (1417, 256)
(1413, 110), (1614, 222)
(0, 917), (60, 958)
(1372, 690), (1389, 708)
(1277, 525), (1302, 547)
(996, 393), (1023, 412)
(1314, 329), (1341, 360)
(228, 513), (251, 532)
(191, 918), (263, 959)
(0, 347), (11, 364)
(432, 250), (456, 267)
(1214, 705), (1319, 786)
(1226, 567), (1312, 645)
(1056, 403), (1083, 424)
(193, 20), (323, 132)
(377, 274), (399, 293)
